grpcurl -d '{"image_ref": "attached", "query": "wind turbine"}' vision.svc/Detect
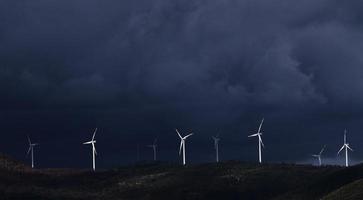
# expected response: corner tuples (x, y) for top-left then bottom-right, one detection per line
(212, 134), (220, 163)
(312, 145), (325, 166)
(248, 118), (265, 163)
(27, 136), (39, 169)
(147, 139), (158, 161)
(337, 130), (353, 167)
(176, 129), (193, 165)
(83, 128), (98, 171)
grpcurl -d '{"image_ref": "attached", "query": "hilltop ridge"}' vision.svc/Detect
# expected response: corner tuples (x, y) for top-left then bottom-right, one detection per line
(0, 154), (362, 199)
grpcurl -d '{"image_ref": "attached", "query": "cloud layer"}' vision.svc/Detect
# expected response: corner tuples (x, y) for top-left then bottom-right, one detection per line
(1, 0), (363, 167)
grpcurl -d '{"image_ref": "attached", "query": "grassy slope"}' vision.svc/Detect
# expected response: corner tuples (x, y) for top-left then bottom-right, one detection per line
(1, 157), (363, 199)
(277, 164), (363, 200)
(0, 161), (339, 200)
(322, 179), (363, 200)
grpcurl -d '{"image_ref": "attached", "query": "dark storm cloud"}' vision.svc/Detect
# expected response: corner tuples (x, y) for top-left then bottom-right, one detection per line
(1, 0), (363, 167)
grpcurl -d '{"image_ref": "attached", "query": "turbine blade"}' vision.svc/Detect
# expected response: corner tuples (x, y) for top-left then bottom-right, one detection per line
(248, 133), (258, 137)
(319, 145), (326, 155)
(92, 128), (98, 141)
(176, 129), (182, 139)
(259, 136), (265, 148)
(344, 130), (347, 144)
(258, 118), (264, 133)
(27, 147), (31, 155)
(27, 135), (31, 145)
(92, 143), (97, 155)
(83, 141), (92, 144)
(347, 145), (353, 151)
(184, 133), (193, 139)
(337, 145), (344, 155)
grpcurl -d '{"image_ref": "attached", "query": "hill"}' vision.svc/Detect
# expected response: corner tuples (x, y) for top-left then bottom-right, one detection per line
(0, 153), (29, 171)
(1, 156), (363, 199)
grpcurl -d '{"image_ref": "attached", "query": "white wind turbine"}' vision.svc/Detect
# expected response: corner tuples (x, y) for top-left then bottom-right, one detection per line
(27, 136), (39, 169)
(212, 134), (220, 163)
(83, 128), (98, 171)
(176, 129), (193, 165)
(248, 118), (265, 163)
(147, 139), (158, 161)
(337, 130), (353, 167)
(312, 145), (325, 166)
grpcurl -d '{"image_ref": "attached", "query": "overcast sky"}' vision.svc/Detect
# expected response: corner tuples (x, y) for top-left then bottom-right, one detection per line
(1, 0), (363, 168)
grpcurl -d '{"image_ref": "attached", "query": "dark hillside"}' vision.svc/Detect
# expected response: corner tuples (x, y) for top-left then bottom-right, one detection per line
(322, 179), (363, 200)
(0, 153), (29, 171)
(0, 155), (362, 199)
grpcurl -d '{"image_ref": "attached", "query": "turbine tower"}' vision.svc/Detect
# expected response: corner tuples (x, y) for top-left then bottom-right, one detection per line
(83, 128), (98, 171)
(312, 145), (325, 166)
(212, 134), (220, 162)
(147, 139), (158, 161)
(337, 130), (353, 167)
(27, 136), (39, 169)
(176, 129), (193, 165)
(248, 118), (265, 163)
